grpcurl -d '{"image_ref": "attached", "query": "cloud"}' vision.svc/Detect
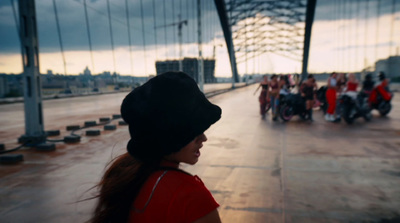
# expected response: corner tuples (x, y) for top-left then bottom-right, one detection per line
(3, 0), (397, 54)
(0, 0), (220, 54)
(315, 0), (400, 21)
(1, 0), (399, 75)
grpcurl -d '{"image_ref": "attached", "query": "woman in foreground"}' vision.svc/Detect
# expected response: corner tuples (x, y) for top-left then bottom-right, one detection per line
(91, 71), (222, 223)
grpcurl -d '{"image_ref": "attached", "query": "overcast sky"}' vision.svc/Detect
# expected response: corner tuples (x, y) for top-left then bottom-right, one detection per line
(0, 0), (399, 76)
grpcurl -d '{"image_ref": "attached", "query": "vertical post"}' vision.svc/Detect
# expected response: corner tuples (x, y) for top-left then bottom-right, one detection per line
(178, 35), (183, 71)
(301, 0), (317, 81)
(197, 0), (204, 91)
(18, 0), (46, 143)
(178, 14), (183, 71)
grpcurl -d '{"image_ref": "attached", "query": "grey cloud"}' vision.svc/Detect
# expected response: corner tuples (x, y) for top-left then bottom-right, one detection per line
(315, 0), (400, 21)
(1, 0), (218, 53)
(1, 0), (399, 54)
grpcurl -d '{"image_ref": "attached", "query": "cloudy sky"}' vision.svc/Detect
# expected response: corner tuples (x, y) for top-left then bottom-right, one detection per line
(0, 0), (399, 77)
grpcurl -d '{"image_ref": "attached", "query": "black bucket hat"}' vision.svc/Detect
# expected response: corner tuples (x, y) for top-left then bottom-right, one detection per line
(120, 71), (221, 163)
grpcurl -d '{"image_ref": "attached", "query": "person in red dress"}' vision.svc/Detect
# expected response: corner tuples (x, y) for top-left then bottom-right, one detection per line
(346, 73), (359, 92)
(91, 72), (222, 223)
(325, 72), (338, 121)
(343, 73), (359, 99)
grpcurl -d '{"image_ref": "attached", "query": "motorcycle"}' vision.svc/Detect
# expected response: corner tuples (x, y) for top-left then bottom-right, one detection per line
(339, 92), (372, 124)
(279, 93), (309, 121)
(368, 85), (393, 116)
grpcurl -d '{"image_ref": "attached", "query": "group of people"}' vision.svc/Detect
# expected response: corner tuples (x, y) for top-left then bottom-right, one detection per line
(86, 70), (390, 223)
(324, 71), (390, 122)
(324, 72), (357, 121)
(255, 71), (391, 122)
(254, 73), (318, 121)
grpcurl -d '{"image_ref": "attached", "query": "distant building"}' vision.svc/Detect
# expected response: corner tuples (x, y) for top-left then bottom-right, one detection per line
(46, 70), (54, 76)
(1, 69), (147, 98)
(0, 75), (8, 97)
(83, 66), (91, 76)
(155, 57), (216, 83)
(375, 56), (400, 79)
(0, 74), (23, 98)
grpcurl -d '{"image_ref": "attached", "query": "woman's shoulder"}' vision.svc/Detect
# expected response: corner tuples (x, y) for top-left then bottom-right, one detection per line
(163, 171), (219, 223)
(163, 170), (205, 187)
(154, 170), (217, 208)
(149, 169), (205, 190)
(131, 170), (218, 223)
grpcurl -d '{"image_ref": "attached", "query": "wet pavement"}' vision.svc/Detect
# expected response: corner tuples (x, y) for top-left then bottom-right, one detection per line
(0, 84), (400, 223)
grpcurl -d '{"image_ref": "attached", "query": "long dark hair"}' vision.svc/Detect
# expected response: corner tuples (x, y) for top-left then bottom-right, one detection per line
(90, 153), (160, 223)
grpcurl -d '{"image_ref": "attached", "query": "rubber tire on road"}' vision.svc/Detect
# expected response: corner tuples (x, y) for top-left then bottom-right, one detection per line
(343, 105), (355, 124)
(363, 112), (372, 121)
(379, 102), (391, 116)
(280, 105), (294, 122)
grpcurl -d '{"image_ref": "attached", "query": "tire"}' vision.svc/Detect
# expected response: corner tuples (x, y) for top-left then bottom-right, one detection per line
(363, 112), (372, 121)
(280, 105), (294, 122)
(343, 105), (355, 124)
(378, 102), (391, 116)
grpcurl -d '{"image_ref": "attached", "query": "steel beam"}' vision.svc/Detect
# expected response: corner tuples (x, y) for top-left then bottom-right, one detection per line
(301, 0), (317, 81)
(227, 0), (308, 68)
(214, 0), (239, 86)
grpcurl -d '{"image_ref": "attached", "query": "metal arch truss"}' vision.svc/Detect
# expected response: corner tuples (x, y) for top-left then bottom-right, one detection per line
(226, 0), (308, 64)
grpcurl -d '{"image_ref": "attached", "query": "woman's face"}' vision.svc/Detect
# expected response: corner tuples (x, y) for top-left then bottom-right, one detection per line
(165, 133), (208, 165)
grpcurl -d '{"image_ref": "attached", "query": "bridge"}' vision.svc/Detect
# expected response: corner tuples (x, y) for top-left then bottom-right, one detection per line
(1, 84), (400, 222)
(1, 0), (400, 222)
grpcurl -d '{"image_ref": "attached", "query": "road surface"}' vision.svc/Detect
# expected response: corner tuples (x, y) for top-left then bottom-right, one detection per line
(0, 84), (399, 223)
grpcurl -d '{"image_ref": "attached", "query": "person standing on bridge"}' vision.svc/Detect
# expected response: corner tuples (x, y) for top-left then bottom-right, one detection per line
(361, 73), (375, 94)
(269, 74), (281, 121)
(300, 74), (318, 121)
(333, 73), (349, 122)
(91, 72), (222, 223)
(254, 75), (270, 119)
(344, 73), (359, 95)
(325, 72), (338, 121)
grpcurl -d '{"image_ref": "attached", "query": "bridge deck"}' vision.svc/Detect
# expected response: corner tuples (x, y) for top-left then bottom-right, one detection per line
(0, 85), (400, 222)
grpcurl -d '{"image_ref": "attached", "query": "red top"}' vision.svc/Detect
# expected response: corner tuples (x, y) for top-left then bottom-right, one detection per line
(128, 163), (219, 223)
(347, 82), (358, 91)
(369, 84), (392, 103)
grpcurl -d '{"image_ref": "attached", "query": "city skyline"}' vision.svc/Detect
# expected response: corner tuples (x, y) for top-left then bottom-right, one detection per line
(0, 0), (399, 76)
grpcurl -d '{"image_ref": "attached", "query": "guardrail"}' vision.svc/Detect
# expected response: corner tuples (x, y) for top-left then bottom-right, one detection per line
(0, 82), (256, 105)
